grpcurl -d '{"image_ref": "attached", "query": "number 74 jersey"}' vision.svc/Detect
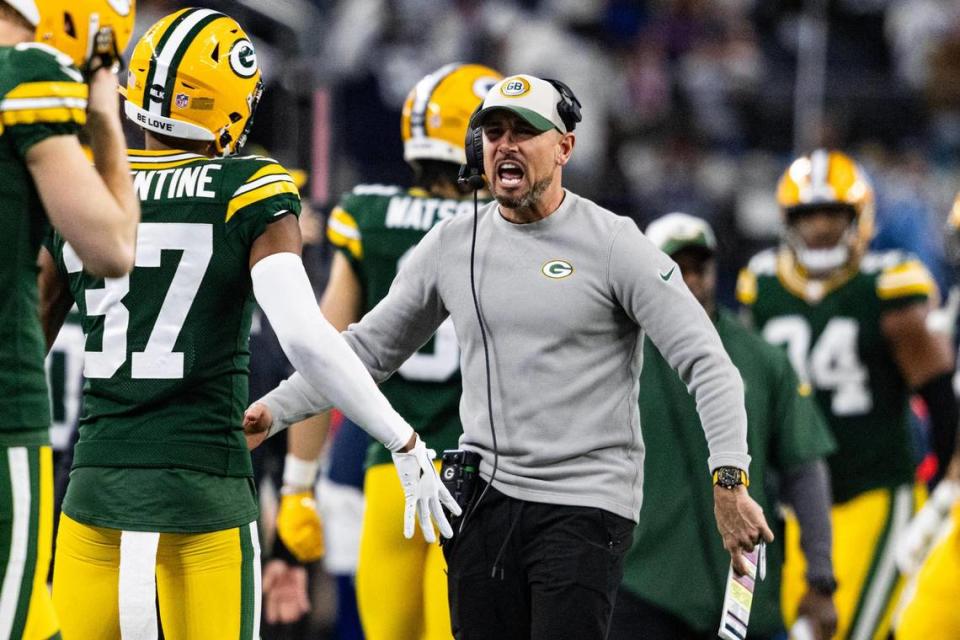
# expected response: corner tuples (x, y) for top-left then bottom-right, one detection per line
(46, 149), (300, 478)
(736, 248), (936, 503)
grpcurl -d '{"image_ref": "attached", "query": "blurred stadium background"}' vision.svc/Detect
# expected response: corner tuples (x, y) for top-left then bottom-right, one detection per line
(128, 0), (960, 307)
(116, 0), (960, 636)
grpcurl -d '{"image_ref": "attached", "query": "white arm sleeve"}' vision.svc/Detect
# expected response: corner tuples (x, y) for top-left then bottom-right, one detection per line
(251, 252), (415, 452)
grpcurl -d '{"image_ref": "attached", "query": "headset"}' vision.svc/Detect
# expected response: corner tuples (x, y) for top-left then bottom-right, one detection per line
(453, 80), (582, 567)
(457, 78), (582, 191)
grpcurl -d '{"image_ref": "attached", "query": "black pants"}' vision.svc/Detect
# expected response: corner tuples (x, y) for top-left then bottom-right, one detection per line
(443, 483), (634, 640)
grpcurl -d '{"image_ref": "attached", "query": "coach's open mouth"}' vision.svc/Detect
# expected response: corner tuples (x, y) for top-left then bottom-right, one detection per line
(497, 161), (525, 187)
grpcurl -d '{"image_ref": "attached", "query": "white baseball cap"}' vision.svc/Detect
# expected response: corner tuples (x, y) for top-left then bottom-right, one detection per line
(645, 212), (717, 257)
(470, 74), (569, 134)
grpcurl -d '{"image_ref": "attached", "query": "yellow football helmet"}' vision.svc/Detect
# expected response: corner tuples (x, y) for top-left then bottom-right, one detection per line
(401, 63), (502, 165)
(124, 8), (262, 156)
(776, 149), (875, 275)
(8, 0), (136, 70)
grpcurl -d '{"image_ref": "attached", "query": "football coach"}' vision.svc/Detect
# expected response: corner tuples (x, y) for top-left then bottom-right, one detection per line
(244, 74), (774, 640)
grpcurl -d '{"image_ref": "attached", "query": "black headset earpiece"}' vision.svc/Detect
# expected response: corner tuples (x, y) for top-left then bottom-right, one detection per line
(458, 104), (486, 191)
(543, 78), (582, 133)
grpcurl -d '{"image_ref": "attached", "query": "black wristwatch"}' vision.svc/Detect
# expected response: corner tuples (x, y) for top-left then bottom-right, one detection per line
(807, 575), (838, 596)
(712, 466), (749, 489)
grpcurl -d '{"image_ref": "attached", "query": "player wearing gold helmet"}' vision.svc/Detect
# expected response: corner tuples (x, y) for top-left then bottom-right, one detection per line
(0, 0), (138, 637)
(737, 149), (957, 639)
(272, 62), (502, 640)
(40, 8), (444, 639)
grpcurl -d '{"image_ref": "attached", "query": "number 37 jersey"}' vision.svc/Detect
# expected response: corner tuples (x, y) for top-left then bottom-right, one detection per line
(736, 248), (935, 503)
(47, 150), (300, 479)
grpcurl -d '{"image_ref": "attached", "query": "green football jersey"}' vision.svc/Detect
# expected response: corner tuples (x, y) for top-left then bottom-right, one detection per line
(738, 248), (934, 503)
(0, 43), (87, 446)
(49, 149), (300, 532)
(327, 185), (479, 467)
(623, 310), (835, 635)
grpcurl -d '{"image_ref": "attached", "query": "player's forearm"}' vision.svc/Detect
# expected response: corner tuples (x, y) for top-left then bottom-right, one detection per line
(252, 252), (414, 451)
(781, 459), (835, 582)
(37, 247), (73, 352)
(85, 109), (139, 268)
(282, 415), (330, 490)
(917, 372), (959, 482)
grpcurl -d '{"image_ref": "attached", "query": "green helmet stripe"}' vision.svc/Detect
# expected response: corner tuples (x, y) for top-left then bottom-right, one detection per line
(142, 8), (197, 114)
(160, 12), (224, 117)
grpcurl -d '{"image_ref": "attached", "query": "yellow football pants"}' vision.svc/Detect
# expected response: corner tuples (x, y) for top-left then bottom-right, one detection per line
(895, 502), (960, 639)
(782, 484), (921, 640)
(0, 446), (58, 640)
(356, 462), (451, 640)
(52, 514), (260, 639)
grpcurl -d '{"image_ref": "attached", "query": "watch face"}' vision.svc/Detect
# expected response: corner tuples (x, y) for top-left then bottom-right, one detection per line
(718, 467), (741, 487)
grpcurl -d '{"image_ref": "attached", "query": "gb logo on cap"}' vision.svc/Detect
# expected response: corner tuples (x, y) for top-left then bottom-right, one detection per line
(500, 77), (530, 97)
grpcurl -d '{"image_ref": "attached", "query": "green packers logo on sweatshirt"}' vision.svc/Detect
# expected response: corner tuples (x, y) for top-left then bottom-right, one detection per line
(541, 259), (574, 279)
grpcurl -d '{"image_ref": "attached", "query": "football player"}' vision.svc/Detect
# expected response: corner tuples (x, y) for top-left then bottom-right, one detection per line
(893, 193), (960, 639)
(611, 213), (837, 640)
(0, 0), (138, 637)
(38, 9), (453, 638)
(737, 150), (958, 639)
(274, 63), (503, 640)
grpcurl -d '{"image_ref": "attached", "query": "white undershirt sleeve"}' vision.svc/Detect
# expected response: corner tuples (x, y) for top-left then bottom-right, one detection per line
(251, 252), (414, 452)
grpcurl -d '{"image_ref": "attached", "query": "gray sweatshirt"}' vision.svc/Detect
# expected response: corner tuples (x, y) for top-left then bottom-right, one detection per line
(264, 190), (750, 521)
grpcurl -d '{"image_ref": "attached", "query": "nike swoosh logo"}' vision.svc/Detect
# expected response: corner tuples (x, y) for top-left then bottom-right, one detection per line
(660, 266), (676, 281)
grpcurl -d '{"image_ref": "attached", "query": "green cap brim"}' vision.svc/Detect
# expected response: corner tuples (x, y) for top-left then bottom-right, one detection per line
(471, 106), (558, 133)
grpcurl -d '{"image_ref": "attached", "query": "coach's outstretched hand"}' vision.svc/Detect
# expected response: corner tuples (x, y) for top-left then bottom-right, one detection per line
(391, 436), (461, 543)
(713, 485), (775, 575)
(243, 402), (272, 450)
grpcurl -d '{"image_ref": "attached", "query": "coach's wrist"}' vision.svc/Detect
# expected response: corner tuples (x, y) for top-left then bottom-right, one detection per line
(806, 574), (838, 596)
(399, 433), (418, 453)
(712, 466), (749, 489)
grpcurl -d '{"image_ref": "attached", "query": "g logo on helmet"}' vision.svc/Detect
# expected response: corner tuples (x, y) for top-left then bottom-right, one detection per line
(229, 39), (258, 78)
(500, 77), (530, 98)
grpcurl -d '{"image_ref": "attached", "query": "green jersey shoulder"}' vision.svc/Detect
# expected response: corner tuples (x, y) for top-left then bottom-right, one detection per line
(737, 247), (934, 502)
(0, 43), (86, 155)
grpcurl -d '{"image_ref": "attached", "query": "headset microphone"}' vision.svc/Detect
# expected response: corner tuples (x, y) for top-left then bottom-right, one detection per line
(457, 167), (486, 191)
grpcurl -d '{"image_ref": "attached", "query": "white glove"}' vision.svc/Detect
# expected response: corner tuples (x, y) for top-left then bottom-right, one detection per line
(391, 437), (462, 543)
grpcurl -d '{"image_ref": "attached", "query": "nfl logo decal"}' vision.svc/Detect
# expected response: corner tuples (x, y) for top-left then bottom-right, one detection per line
(176, 93), (189, 109)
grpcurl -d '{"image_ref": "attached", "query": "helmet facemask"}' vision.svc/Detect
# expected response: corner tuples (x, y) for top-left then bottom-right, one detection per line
(784, 204), (860, 277)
